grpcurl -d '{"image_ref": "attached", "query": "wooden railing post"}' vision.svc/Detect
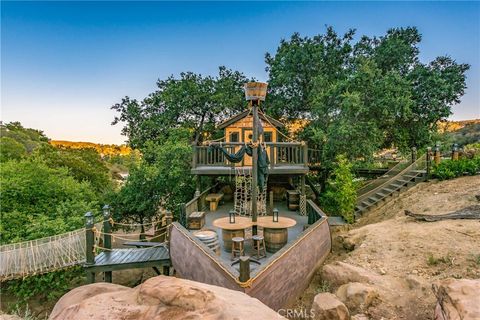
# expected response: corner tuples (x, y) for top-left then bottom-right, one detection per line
(179, 203), (187, 227)
(411, 147), (417, 163)
(102, 205), (112, 282)
(434, 143), (441, 165)
(451, 143), (459, 161)
(239, 256), (251, 283)
(84, 212), (95, 283)
(165, 210), (173, 241)
(426, 147), (432, 180)
(303, 143), (308, 166)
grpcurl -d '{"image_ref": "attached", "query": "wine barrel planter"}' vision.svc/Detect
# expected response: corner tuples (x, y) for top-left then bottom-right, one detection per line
(222, 229), (245, 252)
(263, 228), (288, 253)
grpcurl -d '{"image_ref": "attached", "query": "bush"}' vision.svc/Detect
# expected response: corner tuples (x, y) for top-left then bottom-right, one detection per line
(432, 156), (480, 180)
(320, 155), (357, 223)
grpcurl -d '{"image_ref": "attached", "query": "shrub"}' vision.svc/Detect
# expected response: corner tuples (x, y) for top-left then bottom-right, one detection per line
(432, 156), (480, 180)
(320, 155), (357, 223)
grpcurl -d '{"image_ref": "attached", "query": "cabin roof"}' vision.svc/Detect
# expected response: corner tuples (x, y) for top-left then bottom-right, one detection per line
(217, 110), (284, 129)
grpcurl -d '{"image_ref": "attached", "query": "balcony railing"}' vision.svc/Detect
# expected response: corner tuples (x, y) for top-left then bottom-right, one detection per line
(192, 142), (311, 169)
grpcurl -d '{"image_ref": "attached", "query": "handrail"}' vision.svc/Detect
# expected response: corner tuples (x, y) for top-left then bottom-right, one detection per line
(307, 199), (327, 225)
(357, 154), (427, 203)
(356, 160), (409, 197)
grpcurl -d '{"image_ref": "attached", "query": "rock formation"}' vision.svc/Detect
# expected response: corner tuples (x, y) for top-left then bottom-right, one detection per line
(50, 276), (284, 320)
(433, 278), (480, 320)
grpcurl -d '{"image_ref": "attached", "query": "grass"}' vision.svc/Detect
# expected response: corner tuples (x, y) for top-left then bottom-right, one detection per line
(427, 253), (454, 266)
(315, 280), (331, 294)
(467, 253), (480, 266)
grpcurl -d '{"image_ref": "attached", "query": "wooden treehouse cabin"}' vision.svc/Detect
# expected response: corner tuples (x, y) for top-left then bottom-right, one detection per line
(170, 82), (331, 311)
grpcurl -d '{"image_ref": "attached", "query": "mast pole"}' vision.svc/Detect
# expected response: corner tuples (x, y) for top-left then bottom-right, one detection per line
(251, 100), (259, 235)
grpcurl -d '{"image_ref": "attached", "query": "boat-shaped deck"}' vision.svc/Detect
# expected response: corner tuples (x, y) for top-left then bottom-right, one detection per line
(170, 195), (331, 311)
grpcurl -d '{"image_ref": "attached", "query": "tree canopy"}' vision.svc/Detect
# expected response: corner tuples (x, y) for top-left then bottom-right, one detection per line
(112, 66), (251, 148)
(265, 26), (469, 166)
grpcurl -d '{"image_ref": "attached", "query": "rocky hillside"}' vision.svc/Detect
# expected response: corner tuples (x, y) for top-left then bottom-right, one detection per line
(294, 175), (480, 319)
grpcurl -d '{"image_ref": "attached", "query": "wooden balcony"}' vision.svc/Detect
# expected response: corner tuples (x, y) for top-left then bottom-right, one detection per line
(191, 142), (311, 175)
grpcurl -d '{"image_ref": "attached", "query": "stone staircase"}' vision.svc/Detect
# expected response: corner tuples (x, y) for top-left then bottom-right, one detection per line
(355, 156), (427, 217)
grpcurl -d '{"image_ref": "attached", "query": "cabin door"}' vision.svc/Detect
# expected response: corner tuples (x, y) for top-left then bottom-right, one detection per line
(243, 129), (253, 166)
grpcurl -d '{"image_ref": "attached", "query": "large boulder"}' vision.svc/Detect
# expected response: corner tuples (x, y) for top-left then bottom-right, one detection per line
(336, 282), (379, 313)
(321, 262), (380, 287)
(50, 276), (284, 320)
(432, 278), (480, 320)
(311, 293), (350, 320)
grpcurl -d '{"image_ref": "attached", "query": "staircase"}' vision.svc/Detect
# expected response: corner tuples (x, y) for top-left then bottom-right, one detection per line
(355, 155), (427, 217)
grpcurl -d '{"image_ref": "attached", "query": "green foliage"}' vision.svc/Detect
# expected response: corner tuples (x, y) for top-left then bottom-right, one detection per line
(266, 27), (469, 169)
(320, 156), (357, 223)
(0, 121), (49, 153)
(432, 156), (480, 180)
(111, 128), (195, 224)
(34, 144), (113, 195)
(0, 136), (27, 162)
(111, 66), (251, 148)
(0, 158), (100, 244)
(4, 267), (83, 305)
(427, 254), (454, 266)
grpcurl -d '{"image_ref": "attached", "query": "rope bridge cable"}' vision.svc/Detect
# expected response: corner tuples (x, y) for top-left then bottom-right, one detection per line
(0, 220), (168, 281)
(0, 228), (87, 281)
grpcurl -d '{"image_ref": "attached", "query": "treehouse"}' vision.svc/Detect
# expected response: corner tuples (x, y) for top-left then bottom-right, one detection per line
(170, 82), (331, 311)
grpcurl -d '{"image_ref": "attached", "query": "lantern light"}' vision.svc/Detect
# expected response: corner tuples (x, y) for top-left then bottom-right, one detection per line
(102, 205), (110, 219)
(229, 210), (236, 224)
(273, 208), (279, 223)
(85, 212), (94, 226)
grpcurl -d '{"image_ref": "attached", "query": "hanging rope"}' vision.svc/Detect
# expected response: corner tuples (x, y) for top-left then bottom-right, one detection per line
(258, 108), (299, 142)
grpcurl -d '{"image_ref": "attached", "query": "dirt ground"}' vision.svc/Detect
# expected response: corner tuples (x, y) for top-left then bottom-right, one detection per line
(294, 175), (480, 320)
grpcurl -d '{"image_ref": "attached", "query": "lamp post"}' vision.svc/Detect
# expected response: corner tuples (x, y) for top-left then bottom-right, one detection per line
(244, 82), (268, 236)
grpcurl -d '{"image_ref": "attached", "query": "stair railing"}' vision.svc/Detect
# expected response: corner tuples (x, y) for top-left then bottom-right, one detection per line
(357, 154), (427, 204)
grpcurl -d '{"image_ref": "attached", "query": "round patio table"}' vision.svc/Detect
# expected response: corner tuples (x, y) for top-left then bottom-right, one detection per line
(213, 217), (253, 252)
(256, 216), (297, 253)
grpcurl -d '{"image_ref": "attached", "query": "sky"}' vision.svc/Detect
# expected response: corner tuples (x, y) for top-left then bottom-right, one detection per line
(1, 1), (479, 144)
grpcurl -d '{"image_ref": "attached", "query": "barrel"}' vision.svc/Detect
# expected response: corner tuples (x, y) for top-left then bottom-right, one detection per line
(193, 230), (220, 256)
(263, 228), (288, 253)
(222, 229), (245, 252)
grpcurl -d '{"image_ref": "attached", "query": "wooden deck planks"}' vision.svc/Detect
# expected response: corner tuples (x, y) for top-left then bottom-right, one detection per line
(88, 247), (169, 268)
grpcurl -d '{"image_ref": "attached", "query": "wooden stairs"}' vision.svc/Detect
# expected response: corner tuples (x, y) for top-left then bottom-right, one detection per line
(355, 155), (427, 218)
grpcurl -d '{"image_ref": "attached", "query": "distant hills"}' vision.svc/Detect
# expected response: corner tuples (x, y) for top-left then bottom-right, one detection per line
(438, 119), (480, 133)
(50, 140), (132, 156)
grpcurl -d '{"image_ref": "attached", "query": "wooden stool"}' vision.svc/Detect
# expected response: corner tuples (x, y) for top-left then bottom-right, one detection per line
(187, 211), (205, 230)
(231, 237), (245, 260)
(252, 235), (266, 259)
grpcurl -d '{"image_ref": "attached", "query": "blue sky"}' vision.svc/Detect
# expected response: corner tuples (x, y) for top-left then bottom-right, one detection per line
(2, 1), (479, 144)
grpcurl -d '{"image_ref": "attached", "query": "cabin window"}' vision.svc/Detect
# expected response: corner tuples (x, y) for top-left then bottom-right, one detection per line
(230, 132), (239, 142)
(264, 132), (272, 142)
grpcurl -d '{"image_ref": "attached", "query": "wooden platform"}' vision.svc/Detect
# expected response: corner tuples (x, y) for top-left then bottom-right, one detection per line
(84, 246), (170, 282)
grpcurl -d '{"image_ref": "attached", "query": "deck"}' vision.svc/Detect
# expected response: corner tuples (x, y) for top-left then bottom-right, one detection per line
(192, 142), (319, 175)
(201, 201), (309, 270)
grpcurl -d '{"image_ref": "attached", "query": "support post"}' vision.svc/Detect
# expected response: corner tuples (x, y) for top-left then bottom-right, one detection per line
(195, 175), (201, 197)
(434, 143), (441, 165)
(239, 256), (251, 283)
(300, 175), (307, 216)
(269, 190), (274, 215)
(102, 205), (112, 283)
(251, 100), (259, 235)
(179, 203), (186, 228)
(165, 210), (173, 241)
(452, 143), (459, 161)
(85, 212), (95, 283)
(426, 147), (432, 180)
(411, 147), (417, 163)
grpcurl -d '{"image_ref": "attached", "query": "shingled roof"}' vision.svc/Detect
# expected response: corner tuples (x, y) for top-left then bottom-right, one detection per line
(217, 110), (284, 129)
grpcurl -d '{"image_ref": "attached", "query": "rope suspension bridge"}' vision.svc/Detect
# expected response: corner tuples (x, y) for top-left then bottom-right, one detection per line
(0, 207), (171, 282)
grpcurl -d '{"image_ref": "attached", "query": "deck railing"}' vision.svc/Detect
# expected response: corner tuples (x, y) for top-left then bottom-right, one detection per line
(180, 184), (218, 227)
(307, 199), (327, 225)
(192, 142), (309, 169)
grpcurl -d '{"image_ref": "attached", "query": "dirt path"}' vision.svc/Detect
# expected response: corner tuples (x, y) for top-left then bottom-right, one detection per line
(295, 175), (480, 319)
